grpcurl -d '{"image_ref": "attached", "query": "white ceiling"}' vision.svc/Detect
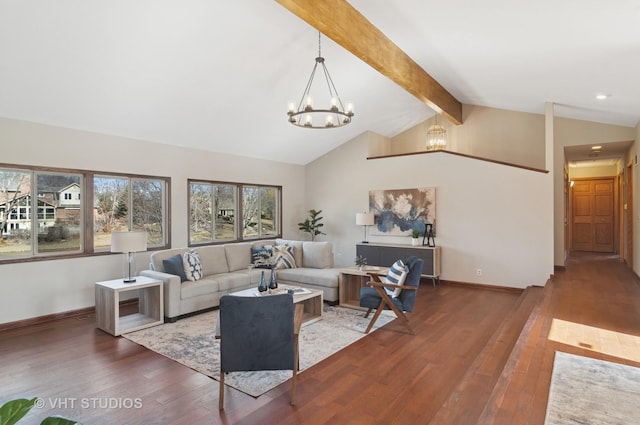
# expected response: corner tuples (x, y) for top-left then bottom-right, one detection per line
(1, 1), (639, 165)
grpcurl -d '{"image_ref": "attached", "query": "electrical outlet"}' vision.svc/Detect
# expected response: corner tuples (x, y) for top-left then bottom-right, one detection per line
(476, 268), (482, 276)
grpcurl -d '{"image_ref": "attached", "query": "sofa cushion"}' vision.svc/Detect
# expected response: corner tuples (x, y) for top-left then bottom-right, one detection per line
(180, 278), (219, 299)
(183, 252), (203, 281)
(162, 254), (187, 282)
(251, 246), (273, 268)
(277, 267), (340, 288)
(193, 245), (228, 276)
(275, 239), (303, 267)
(302, 241), (333, 269)
(272, 244), (297, 269)
(225, 242), (253, 272)
(213, 272), (252, 292)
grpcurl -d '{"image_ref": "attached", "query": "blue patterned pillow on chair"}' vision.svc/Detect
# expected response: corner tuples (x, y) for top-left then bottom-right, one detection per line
(384, 259), (408, 298)
(183, 251), (203, 281)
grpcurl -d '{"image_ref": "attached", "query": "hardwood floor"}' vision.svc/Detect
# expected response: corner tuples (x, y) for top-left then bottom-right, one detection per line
(2, 252), (639, 424)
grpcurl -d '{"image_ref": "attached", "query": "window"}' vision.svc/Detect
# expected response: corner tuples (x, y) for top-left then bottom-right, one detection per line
(0, 165), (170, 262)
(188, 180), (280, 245)
(242, 186), (278, 239)
(94, 175), (168, 251)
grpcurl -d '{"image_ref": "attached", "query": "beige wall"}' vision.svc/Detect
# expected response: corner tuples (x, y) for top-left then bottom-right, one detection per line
(0, 117), (307, 323)
(371, 105), (546, 170)
(306, 132), (554, 289)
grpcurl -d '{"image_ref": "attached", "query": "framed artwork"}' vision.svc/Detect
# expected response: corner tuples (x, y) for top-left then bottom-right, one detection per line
(369, 187), (436, 236)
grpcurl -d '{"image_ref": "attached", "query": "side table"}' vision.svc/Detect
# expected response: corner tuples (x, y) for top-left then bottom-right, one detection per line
(338, 266), (388, 311)
(95, 276), (164, 336)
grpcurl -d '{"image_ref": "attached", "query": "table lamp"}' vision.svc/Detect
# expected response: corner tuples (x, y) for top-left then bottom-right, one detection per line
(111, 231), (147, 283)
(355, 212), (374, 243)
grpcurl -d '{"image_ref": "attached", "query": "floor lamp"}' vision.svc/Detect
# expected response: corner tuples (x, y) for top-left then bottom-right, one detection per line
(355, 212), (374, 243)
(111, 231), (147, 283)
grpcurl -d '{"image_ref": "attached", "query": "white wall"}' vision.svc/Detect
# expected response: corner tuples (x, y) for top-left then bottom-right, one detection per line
(0, 118), (306, 323)
(306, 132), (554, 288)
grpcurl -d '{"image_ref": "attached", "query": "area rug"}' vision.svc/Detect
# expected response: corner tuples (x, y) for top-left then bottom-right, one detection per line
(544, 351), (640, 424)
(123, 305), (394, 397)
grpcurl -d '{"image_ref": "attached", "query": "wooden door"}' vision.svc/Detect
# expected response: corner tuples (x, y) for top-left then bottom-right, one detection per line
(625, 165), (633, 267)
(572, 178), (615, 252)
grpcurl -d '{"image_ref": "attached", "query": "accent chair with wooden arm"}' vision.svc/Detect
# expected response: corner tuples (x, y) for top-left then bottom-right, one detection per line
(359, 256), (424, 334)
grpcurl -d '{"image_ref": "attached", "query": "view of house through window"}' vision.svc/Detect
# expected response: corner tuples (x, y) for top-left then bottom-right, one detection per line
(0, 165), (169, 261)
(0, 168), (82, 257)
(189, 180), (280, 245)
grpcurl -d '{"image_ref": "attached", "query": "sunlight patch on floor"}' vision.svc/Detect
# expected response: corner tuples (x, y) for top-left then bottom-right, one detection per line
(548, 318), (640, 363)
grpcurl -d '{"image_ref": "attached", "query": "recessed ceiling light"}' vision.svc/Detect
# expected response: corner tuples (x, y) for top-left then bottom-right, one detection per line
(595, 94), (609, 100)
(591, 145), (602, 150)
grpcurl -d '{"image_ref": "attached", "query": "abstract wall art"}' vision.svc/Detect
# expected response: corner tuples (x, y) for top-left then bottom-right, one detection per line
(369, 187), (436, 237)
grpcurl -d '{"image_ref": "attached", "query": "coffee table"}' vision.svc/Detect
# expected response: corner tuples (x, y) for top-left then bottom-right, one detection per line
(228, 284), (323, 325)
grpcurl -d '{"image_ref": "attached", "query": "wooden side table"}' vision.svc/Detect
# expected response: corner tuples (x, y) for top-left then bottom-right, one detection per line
(95, 276), (163, 336)
(338, 267), (388, 311)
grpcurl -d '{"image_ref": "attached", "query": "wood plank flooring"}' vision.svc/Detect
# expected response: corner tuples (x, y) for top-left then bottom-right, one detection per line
(1, 251), (639, 424)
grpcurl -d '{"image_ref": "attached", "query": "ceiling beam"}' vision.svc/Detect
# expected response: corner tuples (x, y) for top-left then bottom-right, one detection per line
(275, 0), (463, 125)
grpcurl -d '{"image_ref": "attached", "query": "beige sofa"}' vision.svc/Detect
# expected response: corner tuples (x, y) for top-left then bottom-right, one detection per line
(140, 239), (340, 322)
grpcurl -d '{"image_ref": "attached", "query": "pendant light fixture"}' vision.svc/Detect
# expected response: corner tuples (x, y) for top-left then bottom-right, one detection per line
(426, 113), (447, 150)
(287, 32), (354, 129)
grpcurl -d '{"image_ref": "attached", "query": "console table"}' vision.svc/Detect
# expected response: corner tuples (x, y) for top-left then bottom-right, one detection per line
(356, 243), (441, 285)
(95, 276), (163, 336)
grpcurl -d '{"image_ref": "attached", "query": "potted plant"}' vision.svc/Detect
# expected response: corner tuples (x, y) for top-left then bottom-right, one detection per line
(0, 397), (78, 425)
(298, 209), (326, 241)
(354, 254), (367, 271)
(410, 229), (421, 246)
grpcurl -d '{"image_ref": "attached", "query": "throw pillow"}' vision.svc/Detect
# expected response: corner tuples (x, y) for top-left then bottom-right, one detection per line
(251, 246), (273, 269)
(162, 254), (188, 282)
(183, 251), (203, 282)
(384, 259), (408, 298)
(272, 244), (297, 269)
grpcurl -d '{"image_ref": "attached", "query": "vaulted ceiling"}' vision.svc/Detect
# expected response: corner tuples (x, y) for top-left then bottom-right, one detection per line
(1, 1), (638, 165)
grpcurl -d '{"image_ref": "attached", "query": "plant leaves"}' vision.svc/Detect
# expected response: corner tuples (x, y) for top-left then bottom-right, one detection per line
(41, 417), (80, 425)
(0, 398), (36, 425)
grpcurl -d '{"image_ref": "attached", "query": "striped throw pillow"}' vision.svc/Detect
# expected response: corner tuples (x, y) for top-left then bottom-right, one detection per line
(384, 259), (408, 298)
(272, 244), (297, 269)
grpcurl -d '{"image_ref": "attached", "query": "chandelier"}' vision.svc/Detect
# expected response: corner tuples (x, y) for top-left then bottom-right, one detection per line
(426, 114), (447, 150)
(287, 32), (354, 129)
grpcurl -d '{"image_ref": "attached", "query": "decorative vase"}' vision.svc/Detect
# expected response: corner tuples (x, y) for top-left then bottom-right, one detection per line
(258, 270), (268, 292)
(269, 267), (278, 290)
(411, 238), (420, 246)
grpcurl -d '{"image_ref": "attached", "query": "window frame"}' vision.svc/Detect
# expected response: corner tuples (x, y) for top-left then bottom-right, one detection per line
(187, 179), (282, 246)
(0, 163), (171, 264)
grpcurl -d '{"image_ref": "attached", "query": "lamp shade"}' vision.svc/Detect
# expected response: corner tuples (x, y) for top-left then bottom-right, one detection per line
(111, 231), (147, 253)
(355, 213), (374, 226)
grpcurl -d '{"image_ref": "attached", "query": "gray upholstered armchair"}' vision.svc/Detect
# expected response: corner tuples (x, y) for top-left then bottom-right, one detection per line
(217, 293), (303, 409)
(359, 256), (424, 334)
